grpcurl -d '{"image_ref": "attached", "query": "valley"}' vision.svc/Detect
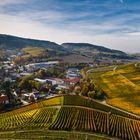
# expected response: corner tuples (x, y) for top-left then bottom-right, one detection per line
(0, 34), (140, 140)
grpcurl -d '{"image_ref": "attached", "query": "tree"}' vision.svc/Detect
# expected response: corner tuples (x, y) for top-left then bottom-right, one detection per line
(19, 75), (33, 91)
(36, 69), (46, 79)
(89, 82), (95, 91)
(45, 67), (65, 78)
(59, 88), (66, 94)
(29, 80), (42, 91)
(13, 56), (24, 65)
(96, 89), (106, 99)
(2, 79), (13, 103)
(74, 86), (81, 95)
(69, 85), (75, 93)
(80, 84), (89, 96)
(87, 91), (95, 98)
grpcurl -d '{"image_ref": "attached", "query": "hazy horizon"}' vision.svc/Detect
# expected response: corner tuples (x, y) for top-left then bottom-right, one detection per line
(0, 0), (140, 53)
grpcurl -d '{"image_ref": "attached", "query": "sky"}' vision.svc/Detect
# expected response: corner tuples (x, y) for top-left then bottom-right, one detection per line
(0, 0), (140, 53)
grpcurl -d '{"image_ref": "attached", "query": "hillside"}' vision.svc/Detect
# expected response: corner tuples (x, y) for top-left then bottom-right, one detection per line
(0, 34), (136, 63)
(62, 43), (134, 60)
(0, 95), (139, 140)
(87, 63), (140, 115)
(62, 43), (125, 54)
(61, 54), (93, 64)
(0, 34), (67, 54)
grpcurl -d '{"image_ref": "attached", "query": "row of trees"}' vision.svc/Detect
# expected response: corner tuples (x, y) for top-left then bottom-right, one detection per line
(18, 75), (42, 91)
(73, 79), (106, 100)
(0, 79), (21, 105)
(36, 68), (65, 79)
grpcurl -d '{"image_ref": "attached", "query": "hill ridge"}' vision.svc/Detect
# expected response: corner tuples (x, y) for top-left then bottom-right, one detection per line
(0, 34), (127, 55)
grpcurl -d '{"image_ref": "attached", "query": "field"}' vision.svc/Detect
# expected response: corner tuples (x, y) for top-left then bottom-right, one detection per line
(22, 47), (48, 57)
(0, 96), (63, 119)
(88, 63), (140, 115)
(61, 54), (93, 64)
(0, 95), (139, 140)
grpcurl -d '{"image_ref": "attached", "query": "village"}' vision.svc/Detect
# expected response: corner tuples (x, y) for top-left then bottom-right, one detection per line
(0, 57), (83, 111)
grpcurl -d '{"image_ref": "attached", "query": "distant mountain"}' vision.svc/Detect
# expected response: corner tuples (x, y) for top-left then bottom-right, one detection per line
(62, 43), (126, 55)
(0, 34), (136, 62)
(0, 34), (66, 52)
(62, 43), (134, 60)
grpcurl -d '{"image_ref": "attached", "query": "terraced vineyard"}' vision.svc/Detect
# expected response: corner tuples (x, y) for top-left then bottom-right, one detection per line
(0, 108), (59, 131)
(49, 106), (107, 133)
(23, 108), (58, 129)
(0, 95), (139, 140)
(64, 95), (140, 120)
(0, 109), (37, 131)
(50, 106), (140, 140)
(109, 114), (140, 139)
(87, 63), (140, 115)
(0, 96), (62, 119)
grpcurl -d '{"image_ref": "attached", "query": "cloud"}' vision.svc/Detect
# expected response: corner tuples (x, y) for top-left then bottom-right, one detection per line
(0, 0), (140, 53)
(0, 0), (25, 6)
(128, 32), (140, 36)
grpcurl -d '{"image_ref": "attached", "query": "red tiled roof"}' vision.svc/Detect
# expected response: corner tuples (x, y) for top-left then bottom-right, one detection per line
(63, 78), (80, 83)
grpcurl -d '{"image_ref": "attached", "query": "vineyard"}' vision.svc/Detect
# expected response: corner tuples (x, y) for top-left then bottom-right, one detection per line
(49, 107), (107, 133)
(87, 63), (140, 115)
(63, 95), (140, 120)
(0, 96), (62, 119)
(50, 106), (140, 140)
(0, 108), (59, 131)
(0, 95), (139, 140)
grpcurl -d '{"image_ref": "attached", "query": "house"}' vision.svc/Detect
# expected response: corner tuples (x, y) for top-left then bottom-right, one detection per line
(63, 78), (80, 85)
(51, 78), (64, 85)
(34, 78), (64, 85)
(11, 73), (21, 80)
(29, 92), (36, 102)
(0, 95), (9, 104)
(25, 61), (59, 71)
(66, 68), (81, 79)
(67, 68), (79, 73)
(55, 85), (69, 90)
(34, 78), (47, 84)
(21, 93), (29, 100)
(66, 73), (81, 79)
(20, 72), (31, 76)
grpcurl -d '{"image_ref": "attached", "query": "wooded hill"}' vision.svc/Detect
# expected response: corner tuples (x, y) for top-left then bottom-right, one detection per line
(0, 34), (135, 62)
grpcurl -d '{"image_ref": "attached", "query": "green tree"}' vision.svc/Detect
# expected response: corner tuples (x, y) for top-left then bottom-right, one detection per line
(19, 75), (33, 91)
(2, 79), (12, 103)
(87, 91), (95, 98)
(80, 84), (89, 96)
(36, 69), (46, 79)
(74, 86), (81, 95)
(29, 80), (42, 91)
